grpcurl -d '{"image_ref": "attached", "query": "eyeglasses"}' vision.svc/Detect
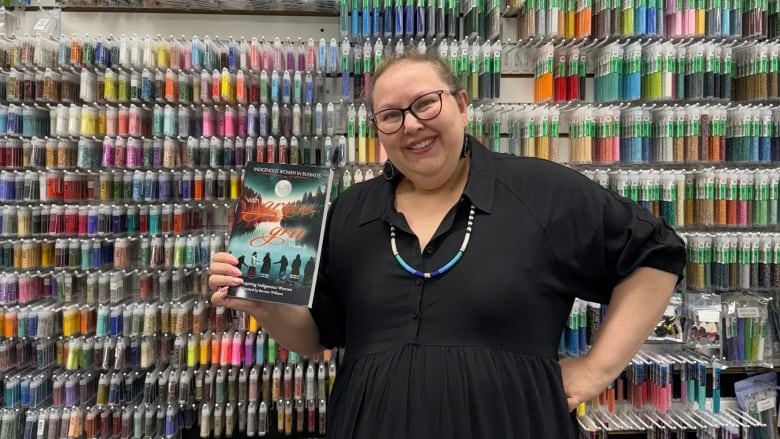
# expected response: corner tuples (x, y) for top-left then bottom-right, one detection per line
(369, 90), (451, 134)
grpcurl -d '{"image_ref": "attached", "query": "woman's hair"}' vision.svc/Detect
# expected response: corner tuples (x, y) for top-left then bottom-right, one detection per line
(368, 46), (464, 112)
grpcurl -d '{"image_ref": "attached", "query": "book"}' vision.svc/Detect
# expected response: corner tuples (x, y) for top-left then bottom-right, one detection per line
(226, 162), (334, 307)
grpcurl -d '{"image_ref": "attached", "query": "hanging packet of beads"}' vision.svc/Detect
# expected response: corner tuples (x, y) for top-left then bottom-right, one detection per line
(546, 46), (587, 103)
(648, 292), (683, 342)
(594, 107), (620, 163)
(683, 233), (714, 291)
(558, 300), (607, 358)
(560, 299), (588, 358)
(534, 44), (555, 103)
(482, 105), (502, 154)
(569, 105), (596, 163)
(767, 291), (780, 350)
(681, 232), (780, 292)
(466, 104), (484, 145)
(743, 389), (778, 439)
(594, 44), (624, 103)
(721, 292), (773, 367)
(683, 292), (722, 354)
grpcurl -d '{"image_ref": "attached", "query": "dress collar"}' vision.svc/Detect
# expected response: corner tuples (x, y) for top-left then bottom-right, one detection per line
(357, 135), (496, 226)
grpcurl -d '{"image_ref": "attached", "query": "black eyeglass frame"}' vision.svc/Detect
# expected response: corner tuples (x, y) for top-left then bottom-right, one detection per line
(369, 89), (455, 134)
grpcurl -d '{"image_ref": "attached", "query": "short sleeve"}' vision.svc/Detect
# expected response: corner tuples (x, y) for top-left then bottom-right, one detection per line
(308, 197), (346, 349)
(544, 168), (686, 304)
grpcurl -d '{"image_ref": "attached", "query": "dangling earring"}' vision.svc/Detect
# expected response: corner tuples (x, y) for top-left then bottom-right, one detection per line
(383, 160), (397, 181)
(461, 135), (471, 158)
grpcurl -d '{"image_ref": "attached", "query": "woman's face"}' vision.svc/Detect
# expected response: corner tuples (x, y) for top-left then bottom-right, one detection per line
(371, 60), (468, 185)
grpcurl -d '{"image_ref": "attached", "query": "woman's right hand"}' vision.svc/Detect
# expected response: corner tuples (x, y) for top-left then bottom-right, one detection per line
(208, 252), (262, 315)
(208, 252), (243, 292)
(209, 252), (323, 355)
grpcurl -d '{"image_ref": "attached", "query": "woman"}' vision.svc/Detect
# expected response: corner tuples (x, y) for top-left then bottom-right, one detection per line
(247, 251), (258, 278)
(209, 48), (685, 438)
(259, 252), (271, 278)
(274, 255), (289, 281)
(290, 254), (302, 284)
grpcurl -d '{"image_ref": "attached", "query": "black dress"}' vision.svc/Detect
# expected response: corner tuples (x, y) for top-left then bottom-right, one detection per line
(310, 137), (686, 438)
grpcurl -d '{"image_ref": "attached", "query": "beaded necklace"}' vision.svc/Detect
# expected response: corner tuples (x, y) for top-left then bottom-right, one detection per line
(389, 204), (475, 279)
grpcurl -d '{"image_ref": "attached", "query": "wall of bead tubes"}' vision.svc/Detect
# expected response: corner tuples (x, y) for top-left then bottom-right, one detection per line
(495, 0), (780, 434)
(0, 1), (510, 438)
(0, 33), (354, 439)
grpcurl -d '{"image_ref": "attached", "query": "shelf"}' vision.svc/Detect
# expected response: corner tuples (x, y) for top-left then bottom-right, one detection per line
(568, 161), (780, 170)
(62, 5), (337, 16)
(1, 3), (339, 16)
(675, 224), (780, 233)
(506, 33), (746, 50)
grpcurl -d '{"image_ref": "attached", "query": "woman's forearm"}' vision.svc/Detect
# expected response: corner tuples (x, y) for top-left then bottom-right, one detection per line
(586, 267), (679, 379)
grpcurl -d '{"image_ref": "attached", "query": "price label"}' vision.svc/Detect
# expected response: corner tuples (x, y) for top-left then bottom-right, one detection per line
(33, 18), (49, 31)
(736, 306), (760, 318)
(757, 398), (775, 412)
(698, 310), (720, 323)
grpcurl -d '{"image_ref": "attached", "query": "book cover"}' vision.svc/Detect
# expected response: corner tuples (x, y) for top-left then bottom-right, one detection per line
(227, 162), (334, 307)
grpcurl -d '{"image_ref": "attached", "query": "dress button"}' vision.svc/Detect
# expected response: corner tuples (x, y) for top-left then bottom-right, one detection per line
(415, 278), (423, 286)
(424, 246), (434, 255)
(412, 311), (419, 319)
